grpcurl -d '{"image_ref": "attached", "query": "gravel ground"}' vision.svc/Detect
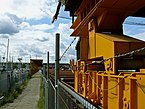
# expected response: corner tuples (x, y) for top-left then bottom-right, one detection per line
(1, 72), (41, 109)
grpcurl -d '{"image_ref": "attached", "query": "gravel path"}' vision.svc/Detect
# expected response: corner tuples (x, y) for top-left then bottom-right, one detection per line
(1, 72), (41, 109)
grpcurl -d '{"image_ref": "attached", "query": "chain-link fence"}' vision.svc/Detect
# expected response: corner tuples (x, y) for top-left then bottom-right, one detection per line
(0, 68), (29, 105)
(14, 69), (29, 89)
(58, 84), (83, 109)
(42, 75), (98, 109)
(42, 75), (55, 109)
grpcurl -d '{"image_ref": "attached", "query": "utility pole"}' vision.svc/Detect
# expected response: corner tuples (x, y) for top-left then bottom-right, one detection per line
(55, 33), (60, 109)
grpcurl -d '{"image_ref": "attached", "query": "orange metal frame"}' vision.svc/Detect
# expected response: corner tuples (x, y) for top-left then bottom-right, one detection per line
(70, 60), (145, 109)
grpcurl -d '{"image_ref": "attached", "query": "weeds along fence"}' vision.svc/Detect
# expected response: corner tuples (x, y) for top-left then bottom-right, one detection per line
(0, 68), (29, 105)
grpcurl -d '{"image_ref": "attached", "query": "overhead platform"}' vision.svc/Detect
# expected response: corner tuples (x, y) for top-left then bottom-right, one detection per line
(61, 0), (145, 36)
(64, 0), (145, 17)
(63, 0), (82, 16)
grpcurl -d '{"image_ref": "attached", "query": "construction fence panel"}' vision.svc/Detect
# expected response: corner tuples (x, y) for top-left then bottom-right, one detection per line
(0, 68), (29, 105)
(48, 79), (55, 109)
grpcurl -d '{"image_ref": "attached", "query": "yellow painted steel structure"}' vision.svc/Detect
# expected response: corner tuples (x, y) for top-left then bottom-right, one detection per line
(70, 60), (145, 109)
(59, 0), (145, 108)
(70, 24), (145, 108)
(88, 19), (145, 75)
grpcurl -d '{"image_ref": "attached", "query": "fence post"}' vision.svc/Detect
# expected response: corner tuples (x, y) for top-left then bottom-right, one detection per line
(43, 65), (45, 102)
(47, 51), (49, 109)
(47, 52), (49, 80)
(43, 65), (46, 78)
(55, 33), (60, 109)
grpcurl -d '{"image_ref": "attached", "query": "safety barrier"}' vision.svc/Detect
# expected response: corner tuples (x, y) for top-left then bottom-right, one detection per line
(42, 75), (99, 109)
(0, 68), (29, 105)
(42, 76), (55, 109)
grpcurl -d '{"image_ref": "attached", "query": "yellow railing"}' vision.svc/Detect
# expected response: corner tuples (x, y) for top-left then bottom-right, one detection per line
(70, 60), (145, 109)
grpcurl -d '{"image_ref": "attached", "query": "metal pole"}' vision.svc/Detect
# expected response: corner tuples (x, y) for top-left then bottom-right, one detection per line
(6, 38), (9, 70)
(43, 65), (46, 78)
(47, 51), (49, 109)
(55, 33), (60, 109)
(47, 52), (49, 80)
(0, 56), (1, 68)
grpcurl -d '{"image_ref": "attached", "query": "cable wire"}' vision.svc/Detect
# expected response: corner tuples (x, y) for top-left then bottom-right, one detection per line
(59, 0), (104, 61)
(59, 38), (77, 61)
(88, 73), (129, 91)
(58, 16), (71, 20)
(69, 46), (145, 91)
(72, 46), (145, 69)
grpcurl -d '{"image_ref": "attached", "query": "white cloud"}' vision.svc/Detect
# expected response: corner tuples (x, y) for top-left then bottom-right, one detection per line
(41, 0), (58, 18)
(3, 27), (56, 63)
(19, 22), (31, 29)
(1, 0), (145, 64)
(0, 0), (49, 19)
(32, 24), (55, 31)
(0, 1), (74, 63)
(51, 23), (78, 63)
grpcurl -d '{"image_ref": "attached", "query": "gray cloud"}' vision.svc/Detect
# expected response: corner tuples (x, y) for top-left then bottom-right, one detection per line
(36, 37), (49, 42)
(18, 49), (29, 56)
(16, 44), (45, 57)
(0, 13), (22, 35)
(28, 45), (45, 57)
(0, 34), (9, 38)
(6, 13), (22, 25)
(0, 18), (19, 35)
(0, 43), (6, 47)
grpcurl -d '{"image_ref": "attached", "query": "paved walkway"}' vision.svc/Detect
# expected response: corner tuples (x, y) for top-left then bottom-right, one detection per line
(1, 72), (41, 109)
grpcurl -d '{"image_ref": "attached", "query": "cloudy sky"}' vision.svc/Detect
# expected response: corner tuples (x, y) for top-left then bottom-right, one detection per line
(0, 0), (145, 63)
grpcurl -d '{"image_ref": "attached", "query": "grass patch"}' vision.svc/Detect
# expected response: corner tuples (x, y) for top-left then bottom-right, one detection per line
(2, 89), (20, 104)
(38, 76), (44, 109)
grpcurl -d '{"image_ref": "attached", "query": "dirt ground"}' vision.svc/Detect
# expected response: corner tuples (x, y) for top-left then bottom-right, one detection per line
(1, 72), (41, 109)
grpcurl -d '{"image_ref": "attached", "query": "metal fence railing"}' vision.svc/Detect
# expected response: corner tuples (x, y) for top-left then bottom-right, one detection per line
(48, 79), (55, 109)
(42, 74), (99, 109)
(0, 68), (29, 105)
(42, 76), (55, 109)
(58, 83), (83, 109)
